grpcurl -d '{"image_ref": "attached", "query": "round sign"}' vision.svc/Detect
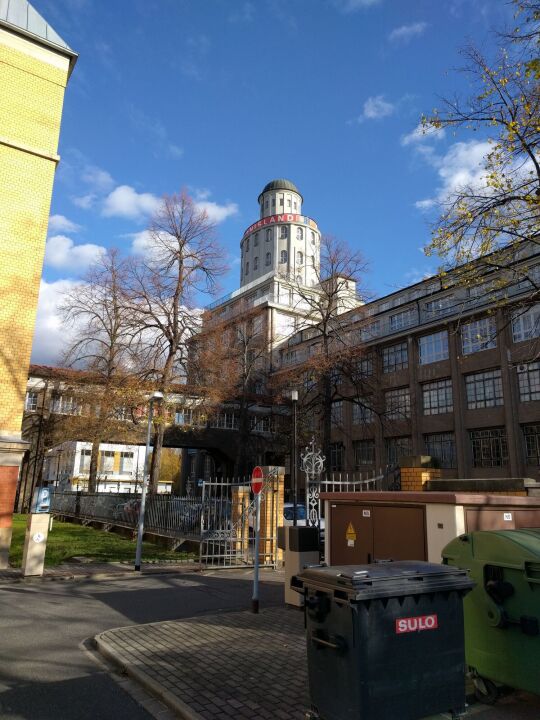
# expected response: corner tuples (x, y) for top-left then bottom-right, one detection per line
(33, 532), (45, 544)
(251, 466), (264, 495)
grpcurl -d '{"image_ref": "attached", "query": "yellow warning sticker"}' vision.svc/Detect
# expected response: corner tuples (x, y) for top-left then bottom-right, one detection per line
(345, 522), (356, 542)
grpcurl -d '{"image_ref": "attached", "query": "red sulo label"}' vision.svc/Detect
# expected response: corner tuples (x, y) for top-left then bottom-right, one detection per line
(395, 614), (439, 634)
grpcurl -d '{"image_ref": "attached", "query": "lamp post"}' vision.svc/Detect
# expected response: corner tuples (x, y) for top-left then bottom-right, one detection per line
(135, 391), (164, 571)
(291, 389), (298, 527)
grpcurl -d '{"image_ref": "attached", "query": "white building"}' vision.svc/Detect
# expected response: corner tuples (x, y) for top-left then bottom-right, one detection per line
(42, 441), (173, 493)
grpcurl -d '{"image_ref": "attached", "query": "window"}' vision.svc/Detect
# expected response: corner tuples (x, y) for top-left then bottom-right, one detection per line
(79, 449), (91, 474)
(382, 342), (408, 373)
(518, 362), (540, 402)
(523, 424), (540, 464)
(280, 250), (288, 264)
(265, 200), (268, 209)
(280, 226), (288, 239)
(51, 395), (79, 415)
(296, 275), (302, 283)
(245, 262), (249, 274)
(251, 415), (273, 433)
(385, 436), (412, 465)
(213, 412), (238, 429)
(461, 317), (497, 355)
(265, 252), (271, 267)
(422, 378), (453, 415)
(353, 354), (373, 379)
(279, 197), (284, 207)
(303, 372), (316, 392)
(266, 228), (272, 242)
(418, 331), (449, 365)
(354, 440), (375, 467)
(424, 432), (456, 468)
(100, 450), (115, 473)
(465, 369), (503, 409)
(470, 428), (508, 467)
(296, 227), (303, 240)
(385, 387), (411, 420)
(25, 391), (38, 411)
(331, 401), (343, 426)
(389, 308), (416, 332)
(293, 201), (297, 211)
(330, 443), (344, 471)
(253, 233), (258, 247)
(245, 237), (250, 251)
(512, 304), (540, 343)
(352, 400), (374, 424)
(120, 452), (134, 475)
(311, 231), (316, 244)
(254, 256), (259, 270)
(425, 295), (455, 317)
(296, 251), (303, 265)
(272, 198), (275, 207)
(330, 368), (343, 386)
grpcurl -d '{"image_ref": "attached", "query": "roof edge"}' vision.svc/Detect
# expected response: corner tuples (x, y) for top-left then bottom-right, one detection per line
(0, 18), (78, 76)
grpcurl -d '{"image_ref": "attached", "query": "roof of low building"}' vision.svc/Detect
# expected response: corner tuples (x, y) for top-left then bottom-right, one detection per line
(0, 0), (77, 63)
(259, 179), (302, 200)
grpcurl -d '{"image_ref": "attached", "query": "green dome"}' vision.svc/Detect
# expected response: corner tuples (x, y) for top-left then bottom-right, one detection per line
(258, 179), (302, 202)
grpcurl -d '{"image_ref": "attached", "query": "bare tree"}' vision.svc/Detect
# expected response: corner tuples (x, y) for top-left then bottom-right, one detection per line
(60, 250), (144, 491)
(193, 300), (280, 476)
(274, 234), (371, 466)
(127, 191), (226, 492)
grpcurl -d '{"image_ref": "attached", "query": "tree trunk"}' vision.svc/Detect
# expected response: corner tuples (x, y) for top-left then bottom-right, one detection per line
(88, 440), (100, 492)
(149, 423), (164, 493)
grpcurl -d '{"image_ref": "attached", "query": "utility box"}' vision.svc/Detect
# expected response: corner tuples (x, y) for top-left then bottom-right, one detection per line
(443, 529), (540, 700)
(292, 561), (474, 720)
(280, 526), (319, 607)
(31, 486), (51, 514)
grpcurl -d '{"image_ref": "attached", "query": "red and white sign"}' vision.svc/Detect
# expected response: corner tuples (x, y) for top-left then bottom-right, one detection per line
(243, 214), (318, 238)
(395, 614), (439, 634)
(251, 466), (265, 495)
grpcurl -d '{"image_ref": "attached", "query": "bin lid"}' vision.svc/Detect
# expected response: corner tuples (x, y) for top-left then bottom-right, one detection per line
(293, 561), (474, 602)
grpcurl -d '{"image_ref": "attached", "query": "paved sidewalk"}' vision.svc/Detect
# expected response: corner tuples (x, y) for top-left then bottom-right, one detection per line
(0, 560), (199, 583)
(94, 605), (540, 720)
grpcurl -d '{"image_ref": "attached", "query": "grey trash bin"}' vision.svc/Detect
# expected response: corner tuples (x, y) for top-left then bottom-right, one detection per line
(292, 561), (474, 720)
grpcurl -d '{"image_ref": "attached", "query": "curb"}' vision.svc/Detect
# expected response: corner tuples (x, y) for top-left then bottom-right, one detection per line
(95, 633), (204, 720)
(0, 565), (200, 585)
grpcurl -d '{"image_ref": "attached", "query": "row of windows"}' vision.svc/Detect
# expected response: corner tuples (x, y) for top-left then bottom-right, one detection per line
(263, 196), (298, 211)
(331, 424), (540, 471)
(245, 226), (317, 251)
(371, 307), (540, 368)
(79, 449), (134, 475)
(244, 250), (308, 276)
(328, 362), (539, 425)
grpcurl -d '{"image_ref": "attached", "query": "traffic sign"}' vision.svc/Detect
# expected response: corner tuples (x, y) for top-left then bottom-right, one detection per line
(251, 466), (264, 495)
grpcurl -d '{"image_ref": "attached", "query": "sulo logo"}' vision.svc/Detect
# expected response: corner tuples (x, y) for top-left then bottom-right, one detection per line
(395, 614), (438, 634)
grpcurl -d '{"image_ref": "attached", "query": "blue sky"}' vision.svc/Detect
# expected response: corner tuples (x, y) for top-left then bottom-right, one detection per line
(31, 0), (514, 363)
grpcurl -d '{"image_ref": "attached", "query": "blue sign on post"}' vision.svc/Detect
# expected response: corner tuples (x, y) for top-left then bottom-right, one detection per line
(31, 487), (50, 514)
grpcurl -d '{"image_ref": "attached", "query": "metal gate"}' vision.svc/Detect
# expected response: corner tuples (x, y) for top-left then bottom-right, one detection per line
(199, 471), (280, 568)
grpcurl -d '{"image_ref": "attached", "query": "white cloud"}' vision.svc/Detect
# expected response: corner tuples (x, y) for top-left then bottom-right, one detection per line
(334, 0), (381, 11)
(129, 230), (153, 254)
(401, 123), (445, 146)
(72, 193), (97, 209)
(44, 235), (106, 271)
(169, 144), (184, 158)
(31, 279), (80, 365)
(102, 185), (161, 220)
(359, 95), (394, 121)
(82, 165), (115, 192)
(413, 139), (491, 210)
(195, 200), (239, 223)
(48, 214), (81, 233)
(388, 21), (427, 44)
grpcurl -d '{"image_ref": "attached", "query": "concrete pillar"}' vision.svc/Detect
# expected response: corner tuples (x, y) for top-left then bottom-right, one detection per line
(448, 322), (468, 477)
(399, 456), (441, 492)
(22, 513), (50, 576)
(258, 466), (284, 565)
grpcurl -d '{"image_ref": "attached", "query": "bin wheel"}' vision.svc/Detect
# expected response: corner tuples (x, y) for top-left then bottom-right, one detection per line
(304, 712), (319, 720)
(473, 676), (499, 705)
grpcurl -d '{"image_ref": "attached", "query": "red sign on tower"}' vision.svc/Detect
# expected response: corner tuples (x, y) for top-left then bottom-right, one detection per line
(251, 466), (264, 495)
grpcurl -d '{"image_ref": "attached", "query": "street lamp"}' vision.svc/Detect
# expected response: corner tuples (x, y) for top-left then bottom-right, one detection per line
(290, 389), (298, 527)
(135, 390), (164, 571)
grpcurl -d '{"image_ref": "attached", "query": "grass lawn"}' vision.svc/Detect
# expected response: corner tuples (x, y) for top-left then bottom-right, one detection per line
(9, 515), (193, 568)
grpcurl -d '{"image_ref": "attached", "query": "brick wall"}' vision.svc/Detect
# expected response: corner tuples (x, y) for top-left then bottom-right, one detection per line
(0, 30), (70, 437)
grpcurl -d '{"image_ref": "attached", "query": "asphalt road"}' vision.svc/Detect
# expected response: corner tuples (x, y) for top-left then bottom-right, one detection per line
(0, 571), (284, 720)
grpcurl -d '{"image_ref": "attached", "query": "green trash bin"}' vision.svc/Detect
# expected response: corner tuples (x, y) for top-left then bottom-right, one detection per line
(443, 529), (540, 702)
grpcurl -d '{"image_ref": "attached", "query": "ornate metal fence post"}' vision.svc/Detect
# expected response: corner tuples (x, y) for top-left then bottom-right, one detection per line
(300, 438), (325, 534)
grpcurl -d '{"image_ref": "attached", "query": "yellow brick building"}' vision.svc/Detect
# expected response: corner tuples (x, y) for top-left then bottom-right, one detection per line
(0, 1), (76, 567)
